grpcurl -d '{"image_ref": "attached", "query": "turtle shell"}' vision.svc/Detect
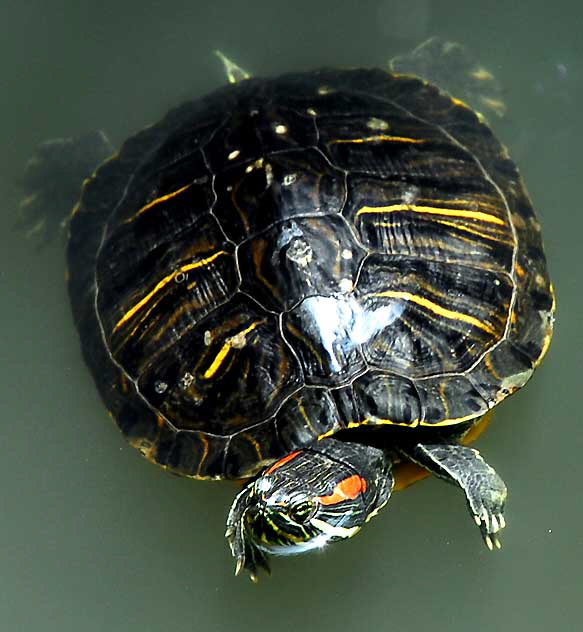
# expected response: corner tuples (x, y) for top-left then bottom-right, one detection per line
(67, 68), (554, 480)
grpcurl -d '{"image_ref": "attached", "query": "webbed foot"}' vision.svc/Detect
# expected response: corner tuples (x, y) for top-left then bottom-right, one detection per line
(225, 484), (270, 582)
(17, 130), (112, 246)
(465, 461), (507, 550)
(400, 443), (508, 549)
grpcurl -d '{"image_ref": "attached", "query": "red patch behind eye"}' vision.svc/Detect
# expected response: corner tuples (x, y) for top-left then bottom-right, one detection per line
(265, 451), (301, 475)
(317, 475), (367, 506)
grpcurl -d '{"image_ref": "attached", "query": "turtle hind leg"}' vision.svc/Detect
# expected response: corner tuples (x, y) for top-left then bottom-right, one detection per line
(399, 442), (507, 550)
(17, 130), (113, 247)
(389, 37), (506, 119)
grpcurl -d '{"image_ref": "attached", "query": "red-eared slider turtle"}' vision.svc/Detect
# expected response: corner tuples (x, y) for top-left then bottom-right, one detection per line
(20, 40), (555, 580)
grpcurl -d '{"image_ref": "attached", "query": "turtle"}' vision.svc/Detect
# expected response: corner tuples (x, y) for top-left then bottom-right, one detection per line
(20, 39), (555, 581)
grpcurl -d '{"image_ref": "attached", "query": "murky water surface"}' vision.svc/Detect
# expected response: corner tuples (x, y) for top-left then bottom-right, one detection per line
(1, 1), (581, 630)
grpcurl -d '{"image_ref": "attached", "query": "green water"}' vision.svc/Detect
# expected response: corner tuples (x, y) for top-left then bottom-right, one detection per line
(1, 1), (581, 630)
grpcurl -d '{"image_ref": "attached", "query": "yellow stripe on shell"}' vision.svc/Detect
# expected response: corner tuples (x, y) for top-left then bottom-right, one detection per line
(533, 284), (556, 367)
(419, 411), (483, 426)
(429, 218), (509, 241)
(113, 250), (227, 332)
(330, 134), (425, 144)
(362, 416), (420, 427)
(127, 183), (193, 222)
(371, 290), (496, 335)
(202, 321), (261, 379)
(450, 96), (472, 109)
(356, 203), (506, 225)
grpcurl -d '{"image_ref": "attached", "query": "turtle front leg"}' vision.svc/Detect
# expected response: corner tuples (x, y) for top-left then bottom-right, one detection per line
(399, 443), (507, 550)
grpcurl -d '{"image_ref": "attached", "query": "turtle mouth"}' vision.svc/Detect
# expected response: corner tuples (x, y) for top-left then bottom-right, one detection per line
(256, 530), (333, 555)
(246, 501), (316, 549)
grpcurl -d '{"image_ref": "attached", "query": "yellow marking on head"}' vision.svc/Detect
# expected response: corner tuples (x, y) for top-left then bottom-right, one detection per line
(310, 518), (360, 539)
(113, 250), (227, 332)
(330, 134), (425, 144)
(202, 321), (260, 379)
(128, 183), (192, 222)
(372, 290), (496, 335)
(356, 203), (505, 225)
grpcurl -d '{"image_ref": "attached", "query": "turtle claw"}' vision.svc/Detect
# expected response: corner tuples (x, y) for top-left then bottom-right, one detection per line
(231, 545), (270, 582)
(471, 499), (506, 551)
(226, 484), (270, 582)
(401, 444), (509, 552)
(234, 556), (245, 577)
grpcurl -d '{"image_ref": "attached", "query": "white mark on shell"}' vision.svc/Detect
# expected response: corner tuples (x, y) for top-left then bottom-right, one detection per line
(265, 162), (274, 187)
(317, 86), (333, 95)
(402, 186), (419, 205)
(204, 330), (212, 346)
(274, 123), (288, 135)
(230, 329), (253, 349)
(228, 149), (240, 160)
(286, 239), (313, 267)
(339, 278), (353, 293)
(245, 157), (264, 174)
(283, 173), (297, 186)
(366, 117), (390, 130)
(154, 381), (168, 394)
(179, 372), (194, 389)
(306, 107), (317, 116)
(341, 249), (353, 260)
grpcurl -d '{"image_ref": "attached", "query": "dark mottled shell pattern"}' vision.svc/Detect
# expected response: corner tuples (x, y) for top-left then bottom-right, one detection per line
(67, 69), (554, 479)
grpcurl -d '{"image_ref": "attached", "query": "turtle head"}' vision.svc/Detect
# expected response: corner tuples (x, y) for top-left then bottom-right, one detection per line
(225, 439), (393, 581)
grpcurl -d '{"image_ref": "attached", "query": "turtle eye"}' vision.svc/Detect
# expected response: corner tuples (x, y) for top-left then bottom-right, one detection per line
(287, 498), (317, 524)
